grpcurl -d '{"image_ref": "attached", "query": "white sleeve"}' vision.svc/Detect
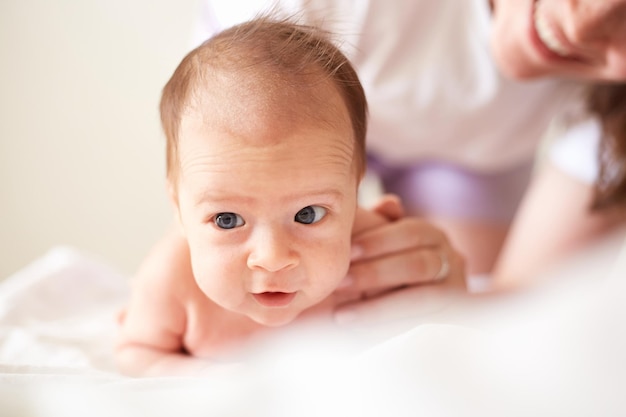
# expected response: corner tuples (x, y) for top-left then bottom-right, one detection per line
(548, 118), (601, 184)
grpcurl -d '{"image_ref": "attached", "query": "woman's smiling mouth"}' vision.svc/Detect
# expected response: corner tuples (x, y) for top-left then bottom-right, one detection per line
(533, 1), (570, 57)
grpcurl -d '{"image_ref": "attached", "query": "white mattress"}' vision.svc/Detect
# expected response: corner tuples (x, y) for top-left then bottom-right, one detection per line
(1, 236), (625, 416)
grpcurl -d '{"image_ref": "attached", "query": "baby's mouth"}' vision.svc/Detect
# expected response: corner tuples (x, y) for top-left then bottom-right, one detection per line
(252, 292), (296, 308)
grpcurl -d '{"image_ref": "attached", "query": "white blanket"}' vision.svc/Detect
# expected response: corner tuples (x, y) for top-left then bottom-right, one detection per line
(1, 238), (625, 417)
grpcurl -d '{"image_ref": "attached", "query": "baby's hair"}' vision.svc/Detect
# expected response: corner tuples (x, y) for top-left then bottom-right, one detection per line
(160, 15), (367, 184)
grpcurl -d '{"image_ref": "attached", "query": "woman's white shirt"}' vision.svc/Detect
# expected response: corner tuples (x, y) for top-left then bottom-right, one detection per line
(549, 118), (601, 184)
(195, 0), (595, 178)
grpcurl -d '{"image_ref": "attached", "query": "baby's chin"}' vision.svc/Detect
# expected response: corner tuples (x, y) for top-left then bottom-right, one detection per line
(248, 299), (331, 328)
(248, 309), (302, 327)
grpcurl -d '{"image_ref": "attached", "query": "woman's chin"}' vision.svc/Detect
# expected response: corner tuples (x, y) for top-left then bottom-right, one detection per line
(490, 35), (545, 80)
(496, 54), (544, 80)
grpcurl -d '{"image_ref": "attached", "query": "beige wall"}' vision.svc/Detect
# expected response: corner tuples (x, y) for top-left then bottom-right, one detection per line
(0, 0), (200, 278)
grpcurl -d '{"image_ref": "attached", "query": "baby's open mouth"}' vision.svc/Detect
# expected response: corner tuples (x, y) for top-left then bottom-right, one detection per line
(252, 292), (296, 308)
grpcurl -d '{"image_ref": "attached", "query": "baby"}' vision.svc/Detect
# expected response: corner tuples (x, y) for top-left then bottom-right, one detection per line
(116, 16), (383, 376)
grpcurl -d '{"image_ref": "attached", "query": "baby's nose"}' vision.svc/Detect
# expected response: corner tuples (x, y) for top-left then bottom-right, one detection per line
(246, 227), (299, 272)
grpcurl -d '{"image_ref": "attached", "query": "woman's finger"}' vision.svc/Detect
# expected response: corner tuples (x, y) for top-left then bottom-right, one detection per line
(351, 217), (448, 262)
(342, 244), (465, 294)
(370, 193), (405, 221)
(347, 248), (442, 292)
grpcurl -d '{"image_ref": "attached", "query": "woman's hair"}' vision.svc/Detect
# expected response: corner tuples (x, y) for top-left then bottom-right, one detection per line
(160, 16), (367, 183)
(588, 83), (626, 211)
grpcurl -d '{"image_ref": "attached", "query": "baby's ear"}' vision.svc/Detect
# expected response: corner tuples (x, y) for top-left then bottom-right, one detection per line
(166, 180), (185, 234)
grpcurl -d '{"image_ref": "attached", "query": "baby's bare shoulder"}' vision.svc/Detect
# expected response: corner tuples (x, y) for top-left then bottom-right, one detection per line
(120, 259), (201, 346)
(131, 254), (200, 304)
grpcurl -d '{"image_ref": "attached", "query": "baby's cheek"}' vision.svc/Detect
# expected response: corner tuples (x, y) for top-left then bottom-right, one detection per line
(193, 252), (245, 305)
(318, 238), (351, 285)
(186, 243), (218, 287)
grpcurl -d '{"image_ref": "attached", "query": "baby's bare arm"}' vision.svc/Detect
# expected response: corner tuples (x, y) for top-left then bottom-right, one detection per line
(115, 343), (211, 377)
(115, 230), (208, 377)
(116, 277), (191, 376)
(116, 228), (262, 376)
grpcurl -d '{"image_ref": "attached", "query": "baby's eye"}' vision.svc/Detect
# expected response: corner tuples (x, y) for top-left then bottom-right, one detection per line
(214, 212), (245, 229)
(294, 206), (327, 225)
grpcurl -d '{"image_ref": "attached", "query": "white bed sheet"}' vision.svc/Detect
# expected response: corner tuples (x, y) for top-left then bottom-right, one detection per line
(1, 237), (625, 416)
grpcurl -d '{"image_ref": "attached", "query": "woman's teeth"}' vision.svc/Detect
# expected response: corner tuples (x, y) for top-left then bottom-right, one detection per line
(534, 3), (570, 57)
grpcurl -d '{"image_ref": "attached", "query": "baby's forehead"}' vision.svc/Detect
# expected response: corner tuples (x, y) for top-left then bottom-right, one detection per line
(186, 66), (353, 145)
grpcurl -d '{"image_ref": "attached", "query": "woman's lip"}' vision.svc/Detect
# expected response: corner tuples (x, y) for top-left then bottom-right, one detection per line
(528, 0), (567, 62)
(529, 0), (582, 62)
(528, 0), (584, 64)
(252, 292), (296, 308)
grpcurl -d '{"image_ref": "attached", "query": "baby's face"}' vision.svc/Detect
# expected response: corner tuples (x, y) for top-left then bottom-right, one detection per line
(173, 96), (358, 327)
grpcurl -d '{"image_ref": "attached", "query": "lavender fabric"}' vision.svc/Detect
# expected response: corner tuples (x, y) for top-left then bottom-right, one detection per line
(367, 155), (533, 222)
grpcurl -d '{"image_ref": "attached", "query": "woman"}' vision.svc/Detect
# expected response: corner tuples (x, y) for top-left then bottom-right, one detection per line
(139, 0), (626, 314)
(489, 0), (626, 284)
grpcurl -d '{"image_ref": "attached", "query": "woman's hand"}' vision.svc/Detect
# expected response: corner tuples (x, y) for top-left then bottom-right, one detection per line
(339, 195), (466, 301)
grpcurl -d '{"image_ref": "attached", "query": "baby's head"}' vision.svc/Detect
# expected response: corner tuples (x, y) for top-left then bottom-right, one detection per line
(162, 16), (367, 189)
(160, 17), (367, 326)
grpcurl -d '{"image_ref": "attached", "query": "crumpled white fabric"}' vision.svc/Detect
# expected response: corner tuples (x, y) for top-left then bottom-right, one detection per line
(0, 246), (127, 375)
(0, 236), (624, 417)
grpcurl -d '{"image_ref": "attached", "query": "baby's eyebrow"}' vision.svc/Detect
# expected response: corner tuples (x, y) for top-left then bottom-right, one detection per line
(192, 191), (255, 206)
(297, 189), (344, 202)
(192, 188), (344, 206)
(280, 189), (346, 208)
